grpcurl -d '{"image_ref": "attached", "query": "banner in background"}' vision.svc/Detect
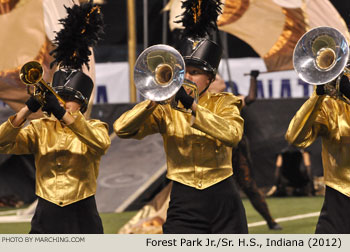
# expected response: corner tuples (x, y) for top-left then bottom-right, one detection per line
(218, 0), (350, 72)
(95, 62), (130, 104)
(166, 0), (350, 72)
(0, 0), (96, 115)
(0, 0), (75, 112)
(218, 57), (313, 99)
(94, 57), (312, 104)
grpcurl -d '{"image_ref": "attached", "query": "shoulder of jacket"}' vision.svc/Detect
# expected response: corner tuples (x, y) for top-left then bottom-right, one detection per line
(209, 91), (231, 98)
(209, 92), (241, 101)
(210, 91), (232, 96)
(322, 96), (340, 107)
(87, 119), (109, 129)
(28, 117), (55, 131)
(87, 118), (104, 124)
(30, 117), (53, 125)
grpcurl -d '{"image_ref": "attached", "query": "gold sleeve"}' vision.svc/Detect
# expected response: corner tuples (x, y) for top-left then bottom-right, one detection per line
(0, 115), (36, 155)
(285, 93), (327, 148)
(67, 112), (111, 155)
(192, 95), (244, 147)
(114, 100), (164, 139)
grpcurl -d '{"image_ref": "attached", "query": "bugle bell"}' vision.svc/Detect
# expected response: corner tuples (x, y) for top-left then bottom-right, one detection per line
(293, 26), (350, 103)
(19, 61), (66, 106)
(133, 44), (198, 113)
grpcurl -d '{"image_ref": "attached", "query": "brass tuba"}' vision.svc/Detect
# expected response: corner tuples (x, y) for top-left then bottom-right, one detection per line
(19, 61), (66, 106)
(133, 44), (198, 113)
(293, 26), (350, 102)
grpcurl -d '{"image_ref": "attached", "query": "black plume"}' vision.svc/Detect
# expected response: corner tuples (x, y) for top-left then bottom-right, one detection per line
(50, 0), (104, 70)
(176, 0), (222, 39)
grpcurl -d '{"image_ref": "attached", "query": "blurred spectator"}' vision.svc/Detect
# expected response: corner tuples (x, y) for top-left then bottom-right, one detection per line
(267, 145), (315, 197)
(0, 195), (24, 208)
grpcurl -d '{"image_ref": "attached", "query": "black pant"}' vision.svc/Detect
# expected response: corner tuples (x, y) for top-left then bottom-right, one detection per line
(315, 186), (350, 234)
(30, 196), (103, 234)
(163, 176), (248, 234)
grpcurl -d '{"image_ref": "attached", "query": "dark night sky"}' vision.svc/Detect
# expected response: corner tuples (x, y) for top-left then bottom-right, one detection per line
(95, 0), (350, 61)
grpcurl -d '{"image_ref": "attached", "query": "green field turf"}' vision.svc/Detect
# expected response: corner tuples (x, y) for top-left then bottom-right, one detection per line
(244, 196), (323, 234)
(0, 196), (324, 234)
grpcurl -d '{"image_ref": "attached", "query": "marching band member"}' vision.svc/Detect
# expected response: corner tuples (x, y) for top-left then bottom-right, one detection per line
(286, 75), (350, 233)
(114, 0), (247, 233)
(209, 71), (282, 230)
(286, 27), (350, 234)
(0, 1), (110, 233)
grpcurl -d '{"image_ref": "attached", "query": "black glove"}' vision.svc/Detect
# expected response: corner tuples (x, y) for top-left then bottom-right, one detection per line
(316, 84), (325, 96)
(25, 96), (41, 113)
(175, 86), (194, 109)
(250, 70), (260, 79)
(339, 75), (350, 99)
(42, 92), (66, 120)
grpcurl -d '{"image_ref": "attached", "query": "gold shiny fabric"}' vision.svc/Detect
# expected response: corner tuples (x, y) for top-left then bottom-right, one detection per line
(114, 92), (244, 190)
(0, 112), (110, 207)
(217, 0), (249, 26)
(285, 93), (350, 197)
(263, 8), (307, 71)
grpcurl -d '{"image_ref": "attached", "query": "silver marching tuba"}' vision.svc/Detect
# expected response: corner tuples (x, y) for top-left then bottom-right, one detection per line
(293, 26), (350, 103)
(133, 44), (198, 113)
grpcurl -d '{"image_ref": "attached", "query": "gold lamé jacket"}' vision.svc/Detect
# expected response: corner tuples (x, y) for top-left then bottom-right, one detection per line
(285, 93), (350, 196)
(114, 91), (244, 190)
(0, 112), (110, 207)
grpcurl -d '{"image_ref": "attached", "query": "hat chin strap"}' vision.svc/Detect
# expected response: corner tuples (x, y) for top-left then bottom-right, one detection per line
(199, 83), (211, 97)
(199, 75), (215, 97)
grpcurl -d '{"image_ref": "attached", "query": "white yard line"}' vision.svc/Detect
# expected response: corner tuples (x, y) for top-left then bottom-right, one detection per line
(0, 215), (32, 223)
(0, 210), (19, 216)
(248, 211), (320, 227)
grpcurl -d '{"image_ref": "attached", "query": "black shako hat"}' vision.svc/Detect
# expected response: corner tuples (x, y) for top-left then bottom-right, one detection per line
(179, 37), (222, 76)
(52, 70), (94, 113)
(176, 0), (223, 78)
(50, 0), (104, 113)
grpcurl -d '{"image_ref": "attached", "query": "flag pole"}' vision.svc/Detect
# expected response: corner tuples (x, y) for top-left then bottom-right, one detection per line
(243, 69), (292, 76)
(127, 0), (137, 102)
